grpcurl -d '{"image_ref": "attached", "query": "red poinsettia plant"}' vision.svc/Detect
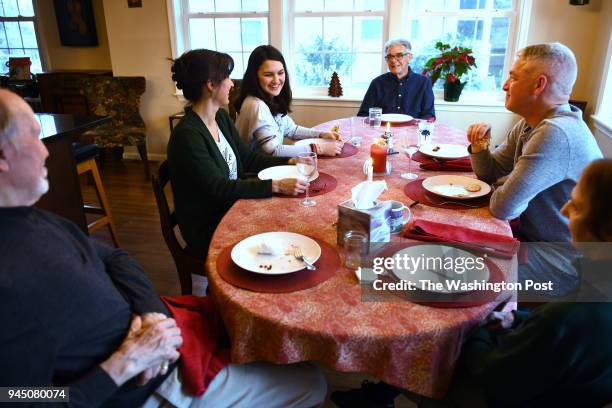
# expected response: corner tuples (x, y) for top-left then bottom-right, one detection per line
(421, 42), (477, 86)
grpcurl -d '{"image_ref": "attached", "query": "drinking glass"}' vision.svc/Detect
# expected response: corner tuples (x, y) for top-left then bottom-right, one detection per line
(418, 120), (435, 145)
(350, 116), (366, 147)
(296, 152), (317, 207)
(368, 107), (382, 128)
(401, 131), (419, 180)
(344, 231), (368, 270)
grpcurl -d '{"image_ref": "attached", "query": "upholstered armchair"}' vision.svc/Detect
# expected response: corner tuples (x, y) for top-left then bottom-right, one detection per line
(79, 76), (150, 179)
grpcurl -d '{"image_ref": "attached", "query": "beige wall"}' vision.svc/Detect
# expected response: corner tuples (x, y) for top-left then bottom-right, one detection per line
(39, 0), (610, 157)
(101, 0), (182, 158)
(37, 0), (111, 70)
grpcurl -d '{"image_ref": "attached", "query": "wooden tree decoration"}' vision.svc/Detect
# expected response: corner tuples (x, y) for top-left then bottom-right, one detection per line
(328, 71), (343, 97)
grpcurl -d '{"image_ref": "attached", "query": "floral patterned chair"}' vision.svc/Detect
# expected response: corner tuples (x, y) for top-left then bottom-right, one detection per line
(79, 76), (150, 179)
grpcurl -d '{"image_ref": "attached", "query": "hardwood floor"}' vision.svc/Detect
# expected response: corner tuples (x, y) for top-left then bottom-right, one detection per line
(84, 159), (417, 408)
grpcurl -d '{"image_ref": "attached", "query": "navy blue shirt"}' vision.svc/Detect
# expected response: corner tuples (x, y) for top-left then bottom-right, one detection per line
(358, 70), (435, 119)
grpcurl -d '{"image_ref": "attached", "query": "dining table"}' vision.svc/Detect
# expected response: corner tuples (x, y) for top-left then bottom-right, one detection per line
(206, 117), (514, 398)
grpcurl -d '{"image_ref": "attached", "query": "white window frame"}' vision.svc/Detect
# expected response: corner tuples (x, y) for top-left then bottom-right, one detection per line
(401, 0), (530, 103)
(0, 0), (47, 74)
(167, 0), (270, 65)
(285, 0), (389, 98)
(592, 30), (612, 137)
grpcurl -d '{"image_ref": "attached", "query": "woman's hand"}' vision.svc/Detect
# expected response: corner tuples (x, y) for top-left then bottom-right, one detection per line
(316, 142), (343, 156)
(320, 130), (341, 141)
(100, 315), (183, 387)
(272, 178), (308, 195)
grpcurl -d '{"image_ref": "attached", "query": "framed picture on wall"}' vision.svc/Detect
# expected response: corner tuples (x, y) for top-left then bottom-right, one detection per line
(53, 0), (99, 46)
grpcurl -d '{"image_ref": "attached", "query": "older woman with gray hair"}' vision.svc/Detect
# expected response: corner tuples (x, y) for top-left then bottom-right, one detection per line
(357, 38), (435, 119)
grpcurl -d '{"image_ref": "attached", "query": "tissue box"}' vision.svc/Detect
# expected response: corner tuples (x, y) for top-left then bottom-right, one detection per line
(337, 200), (391, 247)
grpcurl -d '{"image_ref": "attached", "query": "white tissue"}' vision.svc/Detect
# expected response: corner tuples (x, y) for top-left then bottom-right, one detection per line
(255, 241), (280, 256)
(351, 180), (387, 210)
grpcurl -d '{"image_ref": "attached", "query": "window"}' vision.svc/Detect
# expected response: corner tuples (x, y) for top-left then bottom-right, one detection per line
(405, 0), (519, 92)
(288, 0), (387, 89)
(0, 0), (42, 74)
(171, 0), (269, 78)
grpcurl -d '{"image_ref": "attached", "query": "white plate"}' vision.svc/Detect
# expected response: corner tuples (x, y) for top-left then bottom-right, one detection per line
(294, 138), (336, 147)
(419, 143), (469, 160)
(422, 175), (491, 200)
(258, 165), (319, 182)
(391, 245), (490, 294)
(231, 232), (322, 275)
(381, 113), (413, 123)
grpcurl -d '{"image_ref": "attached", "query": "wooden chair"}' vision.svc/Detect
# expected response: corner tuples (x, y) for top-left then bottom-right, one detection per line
(152, 161), (205, 295)
(73, 143), (120, 247)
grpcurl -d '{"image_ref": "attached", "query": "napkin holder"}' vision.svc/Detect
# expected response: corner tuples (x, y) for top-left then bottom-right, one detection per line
(337, 200), (391, 248)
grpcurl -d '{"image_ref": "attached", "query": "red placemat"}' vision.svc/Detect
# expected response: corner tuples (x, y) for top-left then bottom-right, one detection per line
(403, 179), (490, 209)
(216, 236), (341, 293)
(319, 142), (358, 159)
(274, 172), (338, 198)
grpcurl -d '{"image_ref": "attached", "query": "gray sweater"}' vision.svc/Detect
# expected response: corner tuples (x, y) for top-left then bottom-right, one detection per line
(470, 104), (602, 242)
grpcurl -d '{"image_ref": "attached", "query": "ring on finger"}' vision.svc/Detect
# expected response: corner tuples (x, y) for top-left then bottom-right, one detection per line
(160, 361), (169, 375)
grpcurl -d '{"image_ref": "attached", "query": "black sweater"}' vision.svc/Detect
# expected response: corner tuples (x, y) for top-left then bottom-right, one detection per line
(167, 108), (289, 255)
(0, 207), (171, 407)
(459, 260), (612, 407)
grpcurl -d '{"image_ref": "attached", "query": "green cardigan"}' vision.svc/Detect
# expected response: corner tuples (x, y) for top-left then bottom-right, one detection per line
(167, 108), (289, 254)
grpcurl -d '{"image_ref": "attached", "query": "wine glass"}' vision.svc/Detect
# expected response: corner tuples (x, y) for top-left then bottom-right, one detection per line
(296, 152), (317, 207)
(401, 131), (419, 180)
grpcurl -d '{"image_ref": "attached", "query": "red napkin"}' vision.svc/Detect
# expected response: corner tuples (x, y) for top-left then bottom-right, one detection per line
(419, 157), (473, 172)
(161, 295), (231, 396)
(402, 219), (520, 259)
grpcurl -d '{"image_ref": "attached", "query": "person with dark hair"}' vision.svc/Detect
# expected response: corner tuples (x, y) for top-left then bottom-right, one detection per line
(235, 45), (342, 157)
(167, 49), (309, 257)
(0, 89), (327, 408)
(357, 38), (435, 119)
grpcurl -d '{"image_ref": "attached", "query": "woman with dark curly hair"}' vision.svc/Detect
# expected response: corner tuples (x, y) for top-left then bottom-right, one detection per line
(235, 45), (342, 157)
(167, 49), (308, 257)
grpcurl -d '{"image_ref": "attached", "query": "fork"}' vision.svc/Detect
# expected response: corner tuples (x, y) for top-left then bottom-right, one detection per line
(293, 247), (316, 270)
(427, 197), (483, 208)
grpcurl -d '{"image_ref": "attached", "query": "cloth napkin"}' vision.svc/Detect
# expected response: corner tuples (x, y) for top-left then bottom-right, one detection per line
(402, 219), (520, 259)
(161, 295), (231, 396)
(419, 157), (473, 172)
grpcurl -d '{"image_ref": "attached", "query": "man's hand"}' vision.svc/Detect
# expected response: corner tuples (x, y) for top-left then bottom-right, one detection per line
(272, 178), (308, 195)
(136, 313), (171, 385)
(485, 310), (515, 333)
(467, 122), (492, 153)
(100, 315), (183, 387)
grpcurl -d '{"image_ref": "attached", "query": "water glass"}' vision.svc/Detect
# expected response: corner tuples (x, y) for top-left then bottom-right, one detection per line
(350, 116), (365, 146)
(368, 107), (382, 128)
(296, 152), (317, 207)
(344, 231), (368, 270)
(418, 121), (435, 145)
(400, 131), (419, 180)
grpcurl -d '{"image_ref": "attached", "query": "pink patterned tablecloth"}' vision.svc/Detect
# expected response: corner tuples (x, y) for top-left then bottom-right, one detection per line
(206, 117), (513, 398)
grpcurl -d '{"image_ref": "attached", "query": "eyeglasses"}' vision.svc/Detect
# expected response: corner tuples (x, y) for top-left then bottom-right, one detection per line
(384, 52), (410, 61)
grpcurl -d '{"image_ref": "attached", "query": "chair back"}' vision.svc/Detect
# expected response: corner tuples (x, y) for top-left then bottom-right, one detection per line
(152, 161), (205, 294)
(79, 76), (146, 129)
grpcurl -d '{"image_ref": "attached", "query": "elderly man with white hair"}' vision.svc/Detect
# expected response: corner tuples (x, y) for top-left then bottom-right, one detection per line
(0, 89), (326, 407)
(357, 38), (435, 119)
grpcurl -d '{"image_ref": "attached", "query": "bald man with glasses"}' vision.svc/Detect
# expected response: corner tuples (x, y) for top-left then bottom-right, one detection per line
(357, 38), (435, 119)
